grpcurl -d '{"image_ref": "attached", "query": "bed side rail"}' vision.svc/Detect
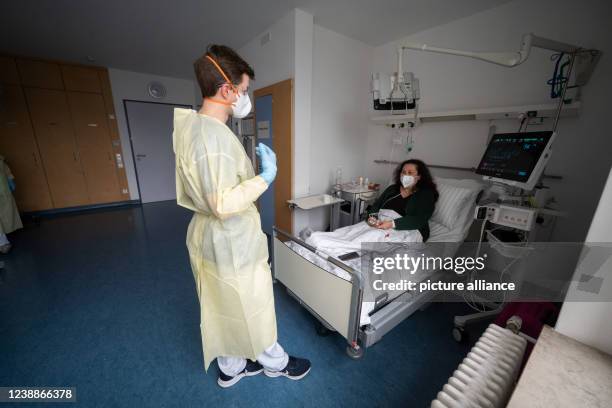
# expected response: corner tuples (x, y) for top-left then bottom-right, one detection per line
(272, 227), (361, 280)
(272, 226), (364, 351)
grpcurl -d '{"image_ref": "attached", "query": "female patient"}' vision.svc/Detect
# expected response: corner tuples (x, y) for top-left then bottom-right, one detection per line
(367, 159), (439, 241)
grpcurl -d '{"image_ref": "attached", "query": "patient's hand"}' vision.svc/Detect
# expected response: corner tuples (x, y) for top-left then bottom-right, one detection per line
(376, 220), (393, 230)
(367, 216), (378, 226)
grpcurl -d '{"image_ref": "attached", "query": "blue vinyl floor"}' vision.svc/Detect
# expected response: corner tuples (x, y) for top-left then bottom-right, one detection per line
(0, 201), (486, 407)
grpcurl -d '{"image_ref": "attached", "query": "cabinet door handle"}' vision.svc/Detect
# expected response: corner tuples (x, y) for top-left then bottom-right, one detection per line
(6, 121), (17, 126)
(33, 152), (38, 167)
(87, 123), (98, 127)
(73, 151), (78, 162)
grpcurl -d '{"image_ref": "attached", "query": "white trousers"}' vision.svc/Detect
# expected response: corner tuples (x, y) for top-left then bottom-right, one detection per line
(0, 233), (8, 246)
(217, 342), (288, 377)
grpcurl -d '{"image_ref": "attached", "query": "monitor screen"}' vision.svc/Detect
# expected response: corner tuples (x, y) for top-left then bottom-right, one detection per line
(475, 131), (554, 182)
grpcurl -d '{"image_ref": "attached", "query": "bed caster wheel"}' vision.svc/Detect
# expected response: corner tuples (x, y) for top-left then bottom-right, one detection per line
(346, 344), (364, 359)
(315, 321), (333, 337)
(452, 327), (467, 343)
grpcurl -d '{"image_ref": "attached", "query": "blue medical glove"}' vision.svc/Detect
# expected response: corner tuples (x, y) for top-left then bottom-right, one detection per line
(7, 178), (15, 192)
(255, 143), (277, 185)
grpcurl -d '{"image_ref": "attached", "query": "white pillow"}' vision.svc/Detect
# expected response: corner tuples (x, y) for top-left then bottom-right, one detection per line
(432, 181), (479, 229)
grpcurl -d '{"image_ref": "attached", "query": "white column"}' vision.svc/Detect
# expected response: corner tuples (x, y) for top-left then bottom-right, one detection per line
(292, 9), (314, 234)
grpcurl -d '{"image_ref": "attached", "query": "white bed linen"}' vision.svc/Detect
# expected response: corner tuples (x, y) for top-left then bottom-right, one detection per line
(308, 219), (422, 255)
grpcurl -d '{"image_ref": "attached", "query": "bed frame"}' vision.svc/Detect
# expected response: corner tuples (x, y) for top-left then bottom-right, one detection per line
(272, 227), (442, 358)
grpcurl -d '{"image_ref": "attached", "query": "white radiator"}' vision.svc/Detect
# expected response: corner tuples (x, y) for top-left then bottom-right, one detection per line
(432, 324), (527, 408)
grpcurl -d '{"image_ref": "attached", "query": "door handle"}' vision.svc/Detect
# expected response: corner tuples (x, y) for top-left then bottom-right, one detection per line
(87, 123), (98, 127)
(136, 154), (147, 158)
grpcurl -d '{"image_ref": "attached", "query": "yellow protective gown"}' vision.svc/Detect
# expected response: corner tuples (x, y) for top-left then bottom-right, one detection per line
(0, 156), (22, 235)
(173, 108), (277, 370)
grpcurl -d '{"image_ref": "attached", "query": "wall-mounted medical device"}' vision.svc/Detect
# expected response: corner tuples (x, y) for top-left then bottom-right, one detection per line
(475, 131), (555, 191)
(475, 203), (536, 231)
(395, 33), (600, 131)
(371, 72), (420, 112)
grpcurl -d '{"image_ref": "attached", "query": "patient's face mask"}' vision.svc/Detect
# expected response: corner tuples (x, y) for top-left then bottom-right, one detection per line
(400, 163), (420, 188)
(401, 175), (416, 188)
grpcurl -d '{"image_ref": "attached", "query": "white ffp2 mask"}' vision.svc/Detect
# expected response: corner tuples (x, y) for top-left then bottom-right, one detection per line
(232, 92), (252, 118)
(401, 175), (416, 188)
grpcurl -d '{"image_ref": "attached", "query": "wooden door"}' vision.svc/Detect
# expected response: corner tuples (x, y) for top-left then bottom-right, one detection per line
(254, 79), (293, 234)
(0, 85), (53, 210)
(25, 88), (90, 208)
(98, 70), (131, 199)
(67, 92), (121, 203)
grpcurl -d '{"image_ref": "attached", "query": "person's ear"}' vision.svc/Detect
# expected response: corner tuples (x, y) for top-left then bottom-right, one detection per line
(218, 84), (230, 100)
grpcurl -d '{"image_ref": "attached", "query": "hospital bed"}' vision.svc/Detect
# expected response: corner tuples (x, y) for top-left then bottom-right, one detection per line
(272, 178), (483, 358)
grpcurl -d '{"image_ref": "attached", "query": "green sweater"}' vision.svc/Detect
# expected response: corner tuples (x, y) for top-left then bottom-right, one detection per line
(368, 184), (436, 241)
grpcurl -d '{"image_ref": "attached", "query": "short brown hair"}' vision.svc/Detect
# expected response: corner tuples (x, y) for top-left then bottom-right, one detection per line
(194, 45), (255, 98)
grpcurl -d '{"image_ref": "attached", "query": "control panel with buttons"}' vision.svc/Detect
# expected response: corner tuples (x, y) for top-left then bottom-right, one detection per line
(474, 204), (536, 231)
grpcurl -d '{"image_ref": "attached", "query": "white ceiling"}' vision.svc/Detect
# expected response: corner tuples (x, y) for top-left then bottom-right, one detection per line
(1, 0), (512, 79)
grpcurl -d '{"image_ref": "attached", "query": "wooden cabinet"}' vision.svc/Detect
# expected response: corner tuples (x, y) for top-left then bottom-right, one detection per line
(61, 65), (102, 93)
(25, 88), (90, 208)
(0, 85), (53, 211)
(0, 57), (20, 85)
(67, 92), (121, 203)
(1, 56), (130, 211)
(16, 59), (64, 90)
(98, 70), (130, 199)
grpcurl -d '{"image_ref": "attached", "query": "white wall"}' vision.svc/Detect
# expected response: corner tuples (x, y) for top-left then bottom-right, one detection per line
(292, 10), (314, 234)
(555, 166), (612, 355)
(237, 9), (319, 234)
(108, 68), (198, 200)
(240, 11), (373, 233)
(236, 11), (295, 92)
(307, 25), (373, 231)
(366, 0), (612, 241)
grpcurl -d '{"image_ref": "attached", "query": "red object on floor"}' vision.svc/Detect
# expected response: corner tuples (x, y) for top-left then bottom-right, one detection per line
(494, 302), (559, 365)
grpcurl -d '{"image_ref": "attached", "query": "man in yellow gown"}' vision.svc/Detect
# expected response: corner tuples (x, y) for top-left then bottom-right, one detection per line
(173, 45), (310, 388)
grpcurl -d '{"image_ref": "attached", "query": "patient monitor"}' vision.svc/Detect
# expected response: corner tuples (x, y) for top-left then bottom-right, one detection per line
(475, 131), (556, 191)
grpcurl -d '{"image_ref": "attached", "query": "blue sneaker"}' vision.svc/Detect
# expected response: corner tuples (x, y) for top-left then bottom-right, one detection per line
(217, 360), (264, 388)
(264, 356), (311, 380)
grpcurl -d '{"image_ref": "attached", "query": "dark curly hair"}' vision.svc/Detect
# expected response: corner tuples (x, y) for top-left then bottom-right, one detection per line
(393, 159), (439, 202)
